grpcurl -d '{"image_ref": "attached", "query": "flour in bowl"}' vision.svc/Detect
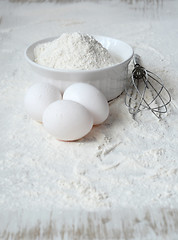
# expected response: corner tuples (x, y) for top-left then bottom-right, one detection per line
(34, 32), (117, 70)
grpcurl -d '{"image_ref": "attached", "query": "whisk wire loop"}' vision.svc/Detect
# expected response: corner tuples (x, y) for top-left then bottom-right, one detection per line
(125, 54), (171, 119)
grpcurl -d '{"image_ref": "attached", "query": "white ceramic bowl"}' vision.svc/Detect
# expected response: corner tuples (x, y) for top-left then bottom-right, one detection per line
(25, 35), (133, 101)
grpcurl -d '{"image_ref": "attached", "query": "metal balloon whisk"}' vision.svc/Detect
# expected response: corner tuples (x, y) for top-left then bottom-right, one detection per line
(125, 54), (171, 119)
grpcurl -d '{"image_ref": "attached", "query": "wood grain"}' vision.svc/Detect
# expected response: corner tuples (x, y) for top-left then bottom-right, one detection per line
(0, 208), (178, 239)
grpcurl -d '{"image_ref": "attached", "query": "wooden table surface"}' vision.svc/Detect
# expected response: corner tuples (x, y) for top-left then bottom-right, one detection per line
(0, 0), (178, 239)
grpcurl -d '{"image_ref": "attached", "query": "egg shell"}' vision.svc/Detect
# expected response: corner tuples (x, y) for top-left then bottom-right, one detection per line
(42, 100), (93, 141)
(24, 82), (62, 122)
(63, 83), (109, 125)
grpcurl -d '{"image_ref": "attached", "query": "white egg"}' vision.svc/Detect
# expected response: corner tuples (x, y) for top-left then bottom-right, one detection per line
(43, 100), (93, 141)
(63, 83), (109, 125)
(24, 82), (62, 122)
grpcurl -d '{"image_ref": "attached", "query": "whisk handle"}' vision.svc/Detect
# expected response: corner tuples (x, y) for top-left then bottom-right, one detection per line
(133, 54), (141, 66)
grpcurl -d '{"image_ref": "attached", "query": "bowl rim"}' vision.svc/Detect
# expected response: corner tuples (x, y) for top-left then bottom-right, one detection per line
(25, 35), (134, 73)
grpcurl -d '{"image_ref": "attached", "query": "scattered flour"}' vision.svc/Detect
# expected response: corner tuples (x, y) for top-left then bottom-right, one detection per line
(34, 32), (117, 70)
(1, 0), (178, 239)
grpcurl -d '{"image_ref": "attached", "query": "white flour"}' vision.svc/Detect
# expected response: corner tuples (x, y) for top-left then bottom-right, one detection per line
(34, 32), (117, 70)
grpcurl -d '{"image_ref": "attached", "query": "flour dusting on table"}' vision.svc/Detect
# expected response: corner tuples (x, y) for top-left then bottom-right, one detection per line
(0, 0), (178, 238)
